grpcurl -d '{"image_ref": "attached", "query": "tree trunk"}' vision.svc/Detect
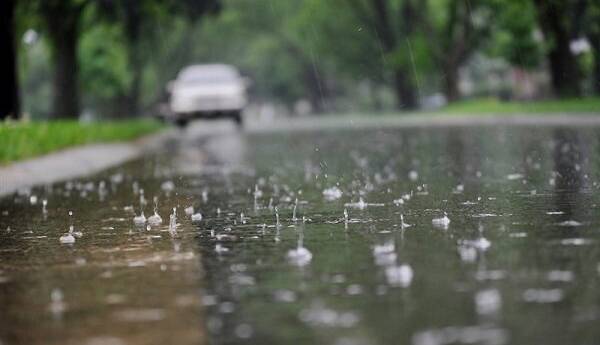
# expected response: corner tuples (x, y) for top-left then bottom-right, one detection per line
(443, 64), (460, 103)
(534, 0), (582, 97)
(368, 0), (418, 110)
(591, 37), (600, 95)
(126, 53), (142, 116)
(547, 40), (581, 97)
(0, 0), (19, 120)
(45, 3), (81, 119)
(595, 49), (600, 95)
(53, 28), (80, 118)
(394, 69), (417, 110)
(439, 0), (466, 104)
(124, 2), (142, 117)
(288, 61), (326, 114)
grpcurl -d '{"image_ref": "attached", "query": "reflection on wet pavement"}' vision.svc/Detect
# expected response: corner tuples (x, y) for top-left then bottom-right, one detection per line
(3, 122), (600, 344)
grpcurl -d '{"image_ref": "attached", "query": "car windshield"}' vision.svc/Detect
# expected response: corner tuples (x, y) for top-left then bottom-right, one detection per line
(178, 66), (238, 85)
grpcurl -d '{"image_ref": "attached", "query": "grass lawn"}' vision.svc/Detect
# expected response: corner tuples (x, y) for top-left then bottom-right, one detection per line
(0, 119), (164, 164)
(439, 97), (600, 114)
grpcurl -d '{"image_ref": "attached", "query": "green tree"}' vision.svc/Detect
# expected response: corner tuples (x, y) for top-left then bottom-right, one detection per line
(308, 0), (495, 106)
(340, 0), (420, 109)
(213, 0), (332, 112)
(78, 21), (131, 117)
(490, 0), (541, 70)
(95, 0), (220, 116)
(420, 0), (496, 102)
(22, 0), (220, 119)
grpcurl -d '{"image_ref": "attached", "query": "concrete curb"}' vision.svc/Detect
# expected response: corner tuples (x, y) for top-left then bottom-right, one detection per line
(0, 129), (174, 197)
(246, 113), (600, 133)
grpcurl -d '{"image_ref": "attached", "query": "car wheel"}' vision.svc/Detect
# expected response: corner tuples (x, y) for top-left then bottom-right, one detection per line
(175, 118), (189, 128)
(232, 111), (243, 127)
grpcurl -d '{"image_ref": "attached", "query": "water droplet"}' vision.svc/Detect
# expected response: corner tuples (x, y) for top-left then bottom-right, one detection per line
(287, 246), (312, 266)
(161, 180), (175, 192)
(235, 323), (253, 339)
(523, 288), (563, 303)
(385, 264), (413, 288)
(133, 211), (146, 225)
(475, 289), (501, 315)
(432, 213), (451, 228)
(323, 186), (343, 200)
(59, 233), (75, 244)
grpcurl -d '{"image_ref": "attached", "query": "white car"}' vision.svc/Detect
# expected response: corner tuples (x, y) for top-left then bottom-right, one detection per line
(167, 64), (248, 127)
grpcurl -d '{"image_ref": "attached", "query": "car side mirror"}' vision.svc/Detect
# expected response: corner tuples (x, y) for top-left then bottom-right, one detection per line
(166, 80), (175, 93)
(241, 77), (252, 88)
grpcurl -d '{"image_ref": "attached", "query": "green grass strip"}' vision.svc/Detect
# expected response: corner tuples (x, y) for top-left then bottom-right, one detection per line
(439, 97), (600, 114)
(0, 119), (164, 164)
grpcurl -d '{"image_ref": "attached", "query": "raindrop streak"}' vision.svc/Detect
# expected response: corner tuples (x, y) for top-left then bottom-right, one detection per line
(275, 207), (281, 227)
(254, 184), (262, 210)
(405, 37), (421, 101)
(169, 207), (177, 235)
(400, 214), (411, 229)
(292, 198), (298, 222)
(343, 208), (349, 230)
(139, 189), (147, 207)
(133, 189), (146, 226)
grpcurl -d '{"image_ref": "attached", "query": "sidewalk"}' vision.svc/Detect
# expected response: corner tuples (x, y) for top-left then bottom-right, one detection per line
(0, 129), (173, 197)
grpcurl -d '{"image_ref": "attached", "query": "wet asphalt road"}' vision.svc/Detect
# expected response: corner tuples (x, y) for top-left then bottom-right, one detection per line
(3, 118), (600, 345)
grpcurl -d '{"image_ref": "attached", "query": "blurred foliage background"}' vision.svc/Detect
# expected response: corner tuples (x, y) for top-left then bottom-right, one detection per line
(2, 0), (600, 120)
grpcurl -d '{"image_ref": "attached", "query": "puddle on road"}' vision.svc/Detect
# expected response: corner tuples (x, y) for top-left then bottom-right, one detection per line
(3, 125), (600, 345)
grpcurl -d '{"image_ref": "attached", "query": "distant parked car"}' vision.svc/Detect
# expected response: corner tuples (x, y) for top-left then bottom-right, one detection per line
(166, 64), (248, 127)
